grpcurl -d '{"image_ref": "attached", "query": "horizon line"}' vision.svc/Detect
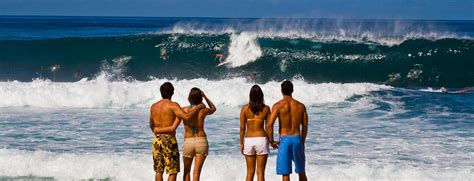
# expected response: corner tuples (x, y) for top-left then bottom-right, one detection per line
(1, 14), (473, 22)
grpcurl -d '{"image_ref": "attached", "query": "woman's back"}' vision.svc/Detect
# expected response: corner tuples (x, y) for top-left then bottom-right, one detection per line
(183, 107), (208, 138)
(243, 105), (270, 137)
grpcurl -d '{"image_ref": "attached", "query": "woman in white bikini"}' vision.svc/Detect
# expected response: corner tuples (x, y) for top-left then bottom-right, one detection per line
(181, 88), (216, 181)
(240, 85), (270, 181)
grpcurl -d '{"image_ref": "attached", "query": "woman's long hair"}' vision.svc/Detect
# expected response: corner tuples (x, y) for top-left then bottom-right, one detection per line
(188, 87), (203, 105)
(249, 85), (265, 114)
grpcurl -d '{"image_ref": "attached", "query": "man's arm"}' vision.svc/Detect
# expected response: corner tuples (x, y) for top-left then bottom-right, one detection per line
(149, 106), (155, 133)
(239, 106), (247, 154)
(173, 103), (205, 120)
(266, 103), (279, 148)
(154, 117), (181, 134)
(301, 106), (308, 145)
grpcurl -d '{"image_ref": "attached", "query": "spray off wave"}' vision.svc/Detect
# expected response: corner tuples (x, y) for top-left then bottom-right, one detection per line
(219, 32), (262, 67)
(167, 18), (472, 46)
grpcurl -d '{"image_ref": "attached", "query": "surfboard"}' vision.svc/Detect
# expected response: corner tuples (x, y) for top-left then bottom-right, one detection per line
(216, 61), (228, 67)
(448, 88), (469, 94)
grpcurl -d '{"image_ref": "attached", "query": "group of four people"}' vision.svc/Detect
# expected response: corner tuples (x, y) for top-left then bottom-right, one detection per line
(149, 80), (308, 181)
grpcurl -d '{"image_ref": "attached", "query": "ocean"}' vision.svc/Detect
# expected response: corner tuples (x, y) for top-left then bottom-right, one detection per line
(0, 16), (473, 180)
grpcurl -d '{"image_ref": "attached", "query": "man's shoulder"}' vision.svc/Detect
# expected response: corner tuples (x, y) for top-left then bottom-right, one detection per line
(295, 100), (306, 110)
(296, 102), (306, 111)
(151, 100), (179, 109)
(291, 98), (305, 107)
(272, 100), (285, 108)
(150, 101), (159, 109)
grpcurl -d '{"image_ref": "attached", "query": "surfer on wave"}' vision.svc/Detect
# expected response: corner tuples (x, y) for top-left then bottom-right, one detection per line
(440, 87), (469, 94)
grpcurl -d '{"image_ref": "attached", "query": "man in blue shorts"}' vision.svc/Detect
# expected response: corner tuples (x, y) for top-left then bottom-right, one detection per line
(267, 80), (308, 181)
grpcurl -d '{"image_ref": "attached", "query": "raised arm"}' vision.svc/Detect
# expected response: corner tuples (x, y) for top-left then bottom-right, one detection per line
(173, 102), (205, 120)
(266, 103), (279, 148)
(202, 91), (216, 115)
(301, 106), (308, 145)
(239, 106), (247, 154)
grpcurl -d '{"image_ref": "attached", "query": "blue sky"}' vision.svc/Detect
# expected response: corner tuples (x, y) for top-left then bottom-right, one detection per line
(1, 0), (473, 20)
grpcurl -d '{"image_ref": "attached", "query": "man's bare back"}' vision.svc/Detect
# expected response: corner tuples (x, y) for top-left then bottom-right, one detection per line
(150, 99), (205, 136)
(272, 97), (308, 138)
(266, 80), (308, 181)
(150, 99), (180, 136)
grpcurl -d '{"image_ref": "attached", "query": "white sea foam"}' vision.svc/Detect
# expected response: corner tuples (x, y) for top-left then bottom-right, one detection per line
(0, 149), (472, 181)
(419, 87), (443, 93)
(0, 77), (389, 108)
(219, 32), (262, 68)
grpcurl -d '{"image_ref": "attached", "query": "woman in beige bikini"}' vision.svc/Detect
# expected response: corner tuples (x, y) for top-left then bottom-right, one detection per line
(181, 87), (216, 181)
(240, 85), (270, 181)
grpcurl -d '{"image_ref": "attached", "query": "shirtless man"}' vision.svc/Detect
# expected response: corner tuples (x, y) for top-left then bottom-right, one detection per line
(150, 82), (205, 181)
(266, 80), (308, 181)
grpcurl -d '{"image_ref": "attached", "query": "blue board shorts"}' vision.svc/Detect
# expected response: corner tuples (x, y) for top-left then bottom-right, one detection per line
(276, 136), (305, 175)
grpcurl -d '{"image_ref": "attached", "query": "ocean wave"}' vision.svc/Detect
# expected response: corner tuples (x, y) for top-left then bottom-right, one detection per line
(0, 76), (389, 108)
(1, 149), (471, 181)
(219, 32), (262, 68)
(165, 19), (473, 46)
(1, 31), (473, 87)
(165, 28), (467, 47)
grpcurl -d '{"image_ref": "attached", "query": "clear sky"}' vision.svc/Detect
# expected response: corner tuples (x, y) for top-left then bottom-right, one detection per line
(1, 0), (473, 20)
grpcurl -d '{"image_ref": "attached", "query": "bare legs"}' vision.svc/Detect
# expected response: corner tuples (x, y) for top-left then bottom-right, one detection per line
(155, 172), (177, 181)
(256, 155), (268, 181)
(245, 155), (256, 181)
(183, 157), (193, 181)
(183, 155), (207, 181)
(298, 172), (307, 181)
(155, 172), (163, 181)
(168, 174), (177, 181)
(281, 173), (307, 181)
(245, 154), (268, 181)
(193, 155), (206, 181)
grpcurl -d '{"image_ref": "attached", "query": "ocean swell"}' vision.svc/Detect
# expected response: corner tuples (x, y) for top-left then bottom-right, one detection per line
(0, 76), (388, 108)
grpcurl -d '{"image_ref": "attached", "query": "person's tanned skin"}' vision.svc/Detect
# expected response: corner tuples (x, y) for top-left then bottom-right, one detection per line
(150, 94), (205, 181)
(266, 83), (308, 181)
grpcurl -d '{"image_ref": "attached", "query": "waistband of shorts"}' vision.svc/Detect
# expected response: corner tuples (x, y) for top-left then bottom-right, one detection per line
(184, 137), (208, 142)
(155, 134), (176, 138)
(244, 137), (268, 140)
(280, 136), (302, 139)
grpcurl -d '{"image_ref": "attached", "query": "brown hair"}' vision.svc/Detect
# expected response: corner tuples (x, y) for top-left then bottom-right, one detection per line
(281, 80), (293, 96)
(160, 82), (174, 99)
(188, 87), (203, 105)
(249, 85), (265, 114)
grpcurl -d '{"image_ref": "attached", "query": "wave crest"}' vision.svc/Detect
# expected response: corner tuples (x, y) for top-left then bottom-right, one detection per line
(163, 19), (471, 46)
(0, 77), (389, 108)
(219, 32), (262, 68)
